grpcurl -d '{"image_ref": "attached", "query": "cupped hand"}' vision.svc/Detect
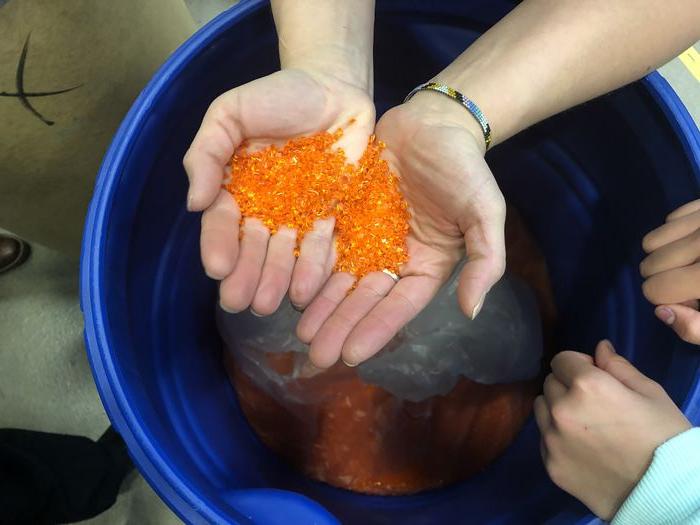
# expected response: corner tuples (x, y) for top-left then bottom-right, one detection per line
(535, 341), (690, 521)
(641, 199), (700, 344)
(183, 69), (374, 315)
(299, 92), (507, 368)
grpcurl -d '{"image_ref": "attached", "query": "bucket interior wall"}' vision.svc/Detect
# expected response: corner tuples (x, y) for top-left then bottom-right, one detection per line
(85, 1), (700, 524)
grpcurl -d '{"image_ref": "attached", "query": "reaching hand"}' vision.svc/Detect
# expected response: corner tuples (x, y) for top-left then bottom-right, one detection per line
(641, 199), (700, 344)
(299, 92), (506, 367)
(183, 69), (374, 316)
(535, 341), (691, 520)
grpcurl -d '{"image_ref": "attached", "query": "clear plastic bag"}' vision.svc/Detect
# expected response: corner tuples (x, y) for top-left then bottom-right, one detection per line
(218, 208), (552, 495)
(218, 269), (542, 404)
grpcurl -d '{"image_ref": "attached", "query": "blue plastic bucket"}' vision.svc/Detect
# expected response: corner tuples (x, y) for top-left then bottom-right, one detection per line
(81, 1), (700, 523)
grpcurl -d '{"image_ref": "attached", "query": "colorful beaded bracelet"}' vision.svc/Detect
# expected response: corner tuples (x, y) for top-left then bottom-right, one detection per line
(404, 81), (492, 150)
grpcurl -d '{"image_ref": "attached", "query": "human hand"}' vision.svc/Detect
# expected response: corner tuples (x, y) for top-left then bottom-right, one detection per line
(298, 92), (506, 368)
(535, 341), (691, 521)
(641, 199), (700, 344)
(183, 68), (374, 315)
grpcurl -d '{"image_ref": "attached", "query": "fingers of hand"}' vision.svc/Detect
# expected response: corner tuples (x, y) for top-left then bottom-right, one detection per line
(543, 373), (567, 406)
(308, 272), (395, 369)
(296, 272), (356, 344)
(549, 351), (596, 389)
(642, 262), (700, 305)
(591, 339), (616, 369)
(656, 304), (700, 345)
(289, 218), (335, 309)
(200, 191), (241, 279)
(641, 218), (700, 309)
(341, 274), (442, 366)
(643, 209), (700, 253)
(535, 394), (560, 482)
(332, 104), (376, 163)
(594, 340), (660, 396)
(667, 199), (700, 221)
(541, 353), (604, 476)
(640, 228), (700, 278)
(219, 218), (269, 313)
(184, 95), (243, 211)
(251, 227), (297, 316)
(534, 395), (551, 433)
(457, 215), (506, 320)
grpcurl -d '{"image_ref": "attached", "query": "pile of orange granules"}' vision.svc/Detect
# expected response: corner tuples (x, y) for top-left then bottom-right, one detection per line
(225, 130), (409, 279)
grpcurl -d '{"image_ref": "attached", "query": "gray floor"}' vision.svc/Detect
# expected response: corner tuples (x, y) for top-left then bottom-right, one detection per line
(0, 7), (698, 524)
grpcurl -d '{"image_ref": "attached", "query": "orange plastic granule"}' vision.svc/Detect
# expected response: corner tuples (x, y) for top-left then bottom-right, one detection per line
(225, 130), (409, 279)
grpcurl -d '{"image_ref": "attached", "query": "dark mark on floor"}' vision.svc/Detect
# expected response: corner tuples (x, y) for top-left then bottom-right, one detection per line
(0, 32), (83, 126)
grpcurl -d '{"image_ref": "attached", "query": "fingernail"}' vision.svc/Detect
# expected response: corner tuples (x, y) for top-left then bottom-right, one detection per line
(291, 303), (305, 313)
(250, 308), (264, 317)
(342, 358), (358, 368)
(219, 302), (240, 314)
(299, 358), (324, 378)
(601, 339), (616, 353)
(656, 306), (675, 325)
(471, 293), (486, 320)
(186, 192), (194, 211)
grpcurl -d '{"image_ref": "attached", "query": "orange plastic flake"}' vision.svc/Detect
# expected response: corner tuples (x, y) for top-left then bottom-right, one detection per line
(225, 130), (409, 279)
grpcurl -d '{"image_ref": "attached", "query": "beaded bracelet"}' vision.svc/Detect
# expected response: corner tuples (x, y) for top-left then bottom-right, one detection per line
(404, 82), (492, 150)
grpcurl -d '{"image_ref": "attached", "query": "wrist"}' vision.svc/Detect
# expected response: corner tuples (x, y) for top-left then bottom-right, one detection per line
(281, 45), (373, 94)
(272, 0), (375, 94)
(404, 89), (488, 155)
(435, 72), (514, 149)
(434, 39), (535, 148)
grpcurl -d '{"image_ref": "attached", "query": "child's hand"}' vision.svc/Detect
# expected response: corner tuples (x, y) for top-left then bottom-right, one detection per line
(641, 199), (700, 344)
(535, 340), (691, 521)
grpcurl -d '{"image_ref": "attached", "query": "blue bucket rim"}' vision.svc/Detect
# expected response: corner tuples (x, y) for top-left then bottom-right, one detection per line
(80, 1), (700, 523)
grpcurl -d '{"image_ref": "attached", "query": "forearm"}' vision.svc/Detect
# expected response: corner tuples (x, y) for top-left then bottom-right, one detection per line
(271, 0), (375, 92)
(436, 0), (700, 146)
(613, 428), (700, 525)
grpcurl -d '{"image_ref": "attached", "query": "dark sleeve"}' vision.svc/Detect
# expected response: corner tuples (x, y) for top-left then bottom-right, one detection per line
(0, 427), (132, 524)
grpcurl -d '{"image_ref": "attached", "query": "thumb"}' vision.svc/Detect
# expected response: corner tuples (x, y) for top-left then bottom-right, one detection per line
(594, 340), (659, 395)
(457, 216), (506, 320)
(656, 304), (700, 345)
